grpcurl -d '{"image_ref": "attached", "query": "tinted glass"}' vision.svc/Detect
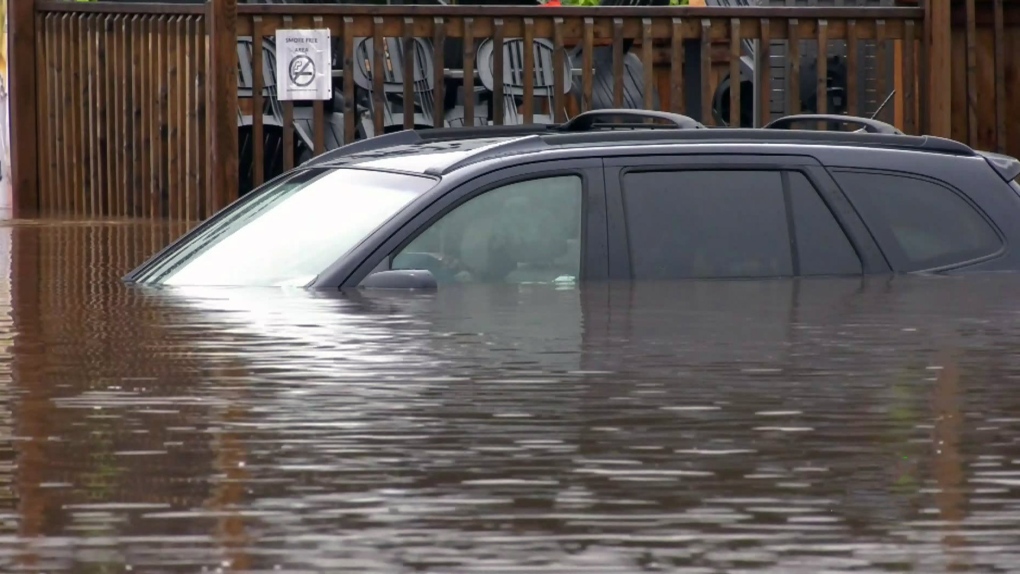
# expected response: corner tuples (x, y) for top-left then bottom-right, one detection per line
(833, 170), (1002, 271)
(392, 175), (584, 285)
(152, 169), (435, 287)
(622, 170), (793, 279)
(788, 171), (862, 276)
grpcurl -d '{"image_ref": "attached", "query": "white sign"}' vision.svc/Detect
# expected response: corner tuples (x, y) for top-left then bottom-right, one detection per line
(277, 28), (332, 101)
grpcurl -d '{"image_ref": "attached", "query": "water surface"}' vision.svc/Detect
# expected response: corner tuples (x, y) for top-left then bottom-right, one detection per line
(1, 221), (1020, 572)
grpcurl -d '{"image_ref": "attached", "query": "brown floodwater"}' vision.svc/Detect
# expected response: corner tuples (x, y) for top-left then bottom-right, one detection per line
(2, 221), (1020, 572)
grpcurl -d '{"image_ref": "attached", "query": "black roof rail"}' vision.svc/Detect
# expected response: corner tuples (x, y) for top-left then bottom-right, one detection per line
(427, 135), (551, 176)
(301, 124), (561, 167)
(559, 109), (707, 131)
(303, 110), (704, 168)
(542, 127), (977, 156)
(764, 114), (905, 135)
(301, 130), (424, 167)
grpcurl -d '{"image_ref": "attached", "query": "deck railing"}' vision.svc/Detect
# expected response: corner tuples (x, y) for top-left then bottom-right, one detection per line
(6, 1), (1018, 222)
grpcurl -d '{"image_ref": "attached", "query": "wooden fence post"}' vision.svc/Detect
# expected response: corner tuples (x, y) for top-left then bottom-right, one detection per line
(925, 0), (952, 138)
(208, 0), (238, 213)
(8, 0), (39, 218)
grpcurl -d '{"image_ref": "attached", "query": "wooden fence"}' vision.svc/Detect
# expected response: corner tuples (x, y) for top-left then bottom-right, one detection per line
(5, 1), (1017, 221)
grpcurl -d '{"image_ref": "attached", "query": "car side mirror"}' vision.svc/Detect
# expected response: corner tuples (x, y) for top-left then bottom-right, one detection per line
(360, 269), (438, 290)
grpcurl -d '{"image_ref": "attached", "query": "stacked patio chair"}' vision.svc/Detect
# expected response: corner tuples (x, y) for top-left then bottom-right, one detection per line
(350, 37), (445, 137)
(561, 0), (665, 116)
(237, 37), (347, 176)
(237, 37), (287, 195)
(475, 37), (573, 125)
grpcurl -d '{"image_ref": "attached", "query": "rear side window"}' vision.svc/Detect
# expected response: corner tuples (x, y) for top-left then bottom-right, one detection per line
(621, 170), (793, 279)
(832, 170), (1002, 271)
(788, 172), (862, 276)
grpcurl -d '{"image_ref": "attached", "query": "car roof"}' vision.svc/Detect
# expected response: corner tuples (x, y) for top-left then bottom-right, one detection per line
(301, 110), (1020, 182)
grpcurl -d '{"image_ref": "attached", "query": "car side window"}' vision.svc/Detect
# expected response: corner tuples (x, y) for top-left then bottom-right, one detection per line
(621, 170), (793, 279)
(831, 170), (1003, 271)
(392, 175), (584, 285)
(787, 171), (863, 275)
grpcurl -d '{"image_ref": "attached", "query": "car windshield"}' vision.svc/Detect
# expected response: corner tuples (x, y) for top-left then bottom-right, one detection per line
(145, 168), (436, 287)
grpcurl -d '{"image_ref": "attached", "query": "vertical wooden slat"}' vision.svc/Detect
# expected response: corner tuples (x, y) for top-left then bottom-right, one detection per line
(927, 0), (952, 138)
(43, 16), (58, 213)
(56, 16), (71, 214)
(816, 19), (828, 124)
(90, 16), (102, 217)
(118, 16), (130, 217)
(903, 20), (917, 135)
(371, 16), (385, 137)
(87, 16), (99, 217)
(993, 0), (1007, 153)
(433, 17), (446, 129)
(312, 16), (325, 155)
(342, 17), (356, 144)
(700, 19), (711, 125)
(104, 15), (117, 216)
(788, 18), (801, 116)
(492, 19), (505, 125)
(552, 17), (565, 123)
(195, 15), (208, 218)
(729, 18), (741, 127)
(847, 19), (859, 117)
(463, 17), (475, 126)
(758, 18), (770, 126)
(9, 0), (40, 217)
(36, 15), (50, 214)
(581, 18), (593, 113)
(186, 16), (199, 222)
(131, 16), (143, 218)
(80, 16), (91, 216)
(97, 15), (108, 216)
(73, 15), (85, 217)
(142, 16), (153, 219)
(167, 16), (181, 221)
(612, 19), (624, 109)
(252, 17), (265, 187)
(875, 19), (887, 122)
(670, 18), (684, 115)
(964, 0), (978, 147)
(174, 16), (186, 219)
(209, 0), (239, 213)
(641, 18), (654, 113)
(402, 17), (414, 131)
(522, 18), (535, 124)
(282, 16), (296, 171)
(156, 16), (168, 219)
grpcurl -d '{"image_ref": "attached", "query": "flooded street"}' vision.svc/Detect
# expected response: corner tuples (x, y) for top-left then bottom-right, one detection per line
(2, 222), (1020, 572)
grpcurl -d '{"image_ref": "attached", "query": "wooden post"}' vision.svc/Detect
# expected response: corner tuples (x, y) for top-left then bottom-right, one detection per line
(925, 0), (952, 138)
(207, 0), (238, 212)
(8, 0), (38, 218)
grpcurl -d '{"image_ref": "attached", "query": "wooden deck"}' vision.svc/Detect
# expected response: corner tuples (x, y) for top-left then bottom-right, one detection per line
(5, 1), (1018, 221)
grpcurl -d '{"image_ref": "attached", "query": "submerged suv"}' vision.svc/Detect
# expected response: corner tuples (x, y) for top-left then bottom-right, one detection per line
(125, 110), (1020, 289)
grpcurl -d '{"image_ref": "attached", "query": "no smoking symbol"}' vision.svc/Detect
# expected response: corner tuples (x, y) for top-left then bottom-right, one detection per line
(289, 54), (315, 87)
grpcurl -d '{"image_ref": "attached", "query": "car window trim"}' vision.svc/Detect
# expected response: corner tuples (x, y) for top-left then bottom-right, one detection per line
(779, 171), (802, 276)
(829, 167), (1008, 273)
(605, 154), (875, 280)
(797, 165), (890, 274)
(333, 158), (608, 289)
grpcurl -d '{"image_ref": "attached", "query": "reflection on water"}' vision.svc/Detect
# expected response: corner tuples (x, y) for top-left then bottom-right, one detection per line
(2, 222), (1020, 572)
